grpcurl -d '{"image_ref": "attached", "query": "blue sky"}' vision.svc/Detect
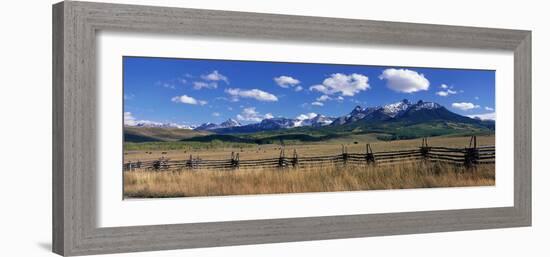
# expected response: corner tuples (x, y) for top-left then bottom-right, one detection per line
(123, 56), (495, 126)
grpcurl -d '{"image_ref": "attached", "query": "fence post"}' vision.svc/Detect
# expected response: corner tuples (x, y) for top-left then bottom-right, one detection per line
(464, 136), (479, 169)
(341, 145), (348, 164)
(420, 137), (431, 161)
(124, 161), (139, 171)
(186, 154), (193, 169)
(230, 152), (239, 169)
(194, 155), (200, 169)
(153, 158), (163, 171)
(469, 135), (477, 149)
(291, 149), (299, 167)
(154, 157), (166, 171)
(365, 144), (375, 165)
(278, 147), (286, 168)
(234, 153), (240, 169)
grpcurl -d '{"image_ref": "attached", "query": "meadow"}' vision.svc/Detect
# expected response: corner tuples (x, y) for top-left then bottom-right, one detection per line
(123, 134), (495, 198)
(124, 162), (495, 198)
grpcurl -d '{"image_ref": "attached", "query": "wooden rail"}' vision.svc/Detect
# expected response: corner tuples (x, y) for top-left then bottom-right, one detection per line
(123, 136), (495, 171)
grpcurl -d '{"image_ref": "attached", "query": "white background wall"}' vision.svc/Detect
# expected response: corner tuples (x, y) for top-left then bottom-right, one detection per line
(0, 0), (547, 256)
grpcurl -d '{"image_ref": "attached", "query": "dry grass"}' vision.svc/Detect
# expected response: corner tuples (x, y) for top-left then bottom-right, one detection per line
(123, 162), (495, 198)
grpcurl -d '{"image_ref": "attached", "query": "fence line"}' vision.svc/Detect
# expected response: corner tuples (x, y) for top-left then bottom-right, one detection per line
(123, 136), (495, 171)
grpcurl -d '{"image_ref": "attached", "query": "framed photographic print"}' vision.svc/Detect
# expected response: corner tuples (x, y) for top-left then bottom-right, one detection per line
(53, 1), (531, 256)
(122, 57), (497, 198)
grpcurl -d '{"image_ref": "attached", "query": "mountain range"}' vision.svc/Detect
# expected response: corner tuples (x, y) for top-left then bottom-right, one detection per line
(195, 114), (336, 134)
(131, 121), (196, 130)
(331, 99), (481, 126)
(194, 118), (243, 131)
(189, 99), (492, 134)
(125, 99), (494, 143)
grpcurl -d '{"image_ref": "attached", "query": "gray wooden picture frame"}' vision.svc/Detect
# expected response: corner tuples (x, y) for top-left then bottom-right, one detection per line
(52, 1), (531, 256)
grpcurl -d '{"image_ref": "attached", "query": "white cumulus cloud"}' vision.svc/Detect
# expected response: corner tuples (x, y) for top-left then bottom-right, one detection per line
(201, 70), (229, 84)
(171, 95), (207, 105)
(309, 73), (370, 96)
(212, 112), (220, 117)
(379, 68), (430, 93)
(468, 112), (495, 120)
(192, 81), (218, 90)
(311, 101), (324, 106)
(236, 107), (273, 122)
(124, 112), (136, 126)
(317, 95), (332, 102)
(452, 102), (480, 111)
(314, 94), (344, 105)
(485, 106), (494, 111)
(225, 88), (278, 102)
(436, 84), (457, 97)
(296, 112), (317, 120)
(436, 90), (457, 97)
(274, 75), (300, 88)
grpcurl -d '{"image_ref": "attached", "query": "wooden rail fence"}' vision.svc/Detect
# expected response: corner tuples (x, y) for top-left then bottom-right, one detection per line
(123, 136), (495, 171)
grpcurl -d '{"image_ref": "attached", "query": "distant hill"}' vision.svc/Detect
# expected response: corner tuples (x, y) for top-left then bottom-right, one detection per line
(180, 133), (341, 145)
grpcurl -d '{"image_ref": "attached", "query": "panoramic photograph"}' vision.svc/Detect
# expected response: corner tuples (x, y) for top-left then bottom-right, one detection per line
(122, 57), (496, 198)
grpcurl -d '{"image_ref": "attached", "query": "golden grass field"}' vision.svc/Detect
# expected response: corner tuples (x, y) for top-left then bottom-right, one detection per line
(123, 134), (495, 198)
(124, 162), (495, 198)
(124, 134), (495, 162)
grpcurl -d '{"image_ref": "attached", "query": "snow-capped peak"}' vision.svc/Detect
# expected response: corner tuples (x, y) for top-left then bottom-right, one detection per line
(294, 113), (334, 127)
(259, 117), (296, 129)
(310, 114), (335, 126)
(129, 120), (196, 130)
(411, 100), (441, 111)
(351, 105), (364, 114)
(195, 119), (242, 131)
(219, 118), (242, 128)
(295, 112), (318, 121)
(382, 99), (412, 118)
